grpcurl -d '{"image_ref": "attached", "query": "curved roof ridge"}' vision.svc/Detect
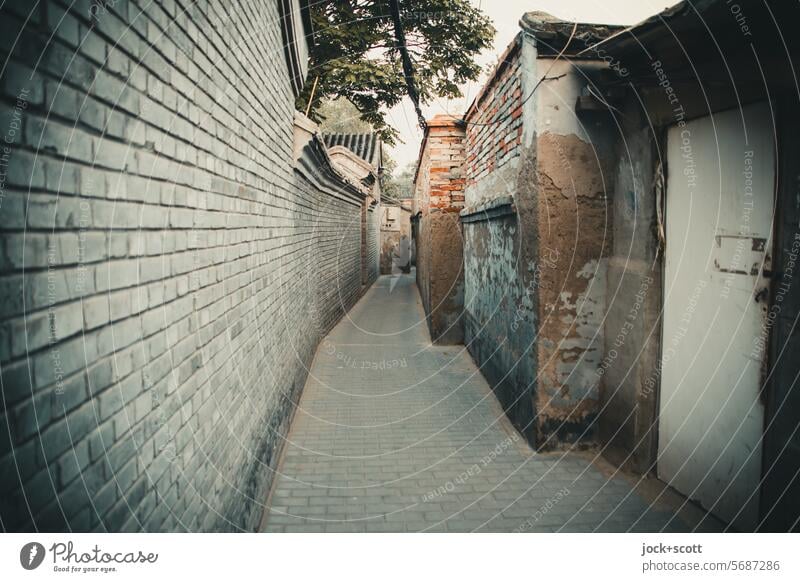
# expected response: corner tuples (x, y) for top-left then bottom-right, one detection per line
(322, 132), (381, 169)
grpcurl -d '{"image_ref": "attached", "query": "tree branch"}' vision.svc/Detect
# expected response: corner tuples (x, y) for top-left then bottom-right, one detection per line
(388, 0), (427, 131)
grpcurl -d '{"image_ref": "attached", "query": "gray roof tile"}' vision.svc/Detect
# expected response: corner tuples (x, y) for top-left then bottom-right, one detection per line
(322, 133), (382, 168)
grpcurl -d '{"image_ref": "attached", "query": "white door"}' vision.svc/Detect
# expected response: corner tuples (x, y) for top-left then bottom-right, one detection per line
(659, 102), (774, 531)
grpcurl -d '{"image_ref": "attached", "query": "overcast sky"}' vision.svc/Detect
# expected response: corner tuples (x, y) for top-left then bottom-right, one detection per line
(384, 0), (681, 170)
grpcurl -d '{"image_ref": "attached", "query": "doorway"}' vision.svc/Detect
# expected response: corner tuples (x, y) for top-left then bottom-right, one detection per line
(659, 102), (775, 531)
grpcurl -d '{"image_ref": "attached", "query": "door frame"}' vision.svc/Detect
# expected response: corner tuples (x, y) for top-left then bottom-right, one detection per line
(760, 95), (798, 531)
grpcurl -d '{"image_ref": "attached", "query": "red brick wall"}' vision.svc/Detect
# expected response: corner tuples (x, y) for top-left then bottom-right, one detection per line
(424, 115), (467, 211)
(413, 115), (466, 344)
(465, 45), (522, 187)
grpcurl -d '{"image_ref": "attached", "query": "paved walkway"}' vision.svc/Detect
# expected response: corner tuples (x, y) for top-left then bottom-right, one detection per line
(261, 273), (719, 532)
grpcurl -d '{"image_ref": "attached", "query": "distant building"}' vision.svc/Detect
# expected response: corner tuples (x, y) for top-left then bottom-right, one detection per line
(380, 202), (412, 275)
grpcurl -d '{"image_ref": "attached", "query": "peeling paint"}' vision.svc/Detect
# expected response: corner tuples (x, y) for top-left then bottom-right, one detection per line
(463, 213), (537, 444)
(458, 40), (614, 451)
(534, 128), (612, 448)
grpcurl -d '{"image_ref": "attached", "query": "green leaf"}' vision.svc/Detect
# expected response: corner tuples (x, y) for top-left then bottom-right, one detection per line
(297, 0), (495, 145)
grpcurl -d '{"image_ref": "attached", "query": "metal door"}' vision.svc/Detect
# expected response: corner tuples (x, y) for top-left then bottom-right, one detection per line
(659, 102), (775, 531)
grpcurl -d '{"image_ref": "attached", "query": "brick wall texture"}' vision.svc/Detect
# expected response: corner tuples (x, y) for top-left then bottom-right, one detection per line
(366, 205), (379, 285)
(413, 115), (465, 344)
(465, 44), (522, 188)
(422, 116), (466, 211)
(0, 0), (370, 532)
(360, 202), (379, 288)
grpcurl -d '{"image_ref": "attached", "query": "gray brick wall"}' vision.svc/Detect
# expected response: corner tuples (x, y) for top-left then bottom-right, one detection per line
(0, 0), (366, 532)
(366, 205), (379, 286)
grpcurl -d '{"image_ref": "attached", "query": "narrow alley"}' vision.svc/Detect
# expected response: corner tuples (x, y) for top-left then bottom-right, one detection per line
(261, 273), (718, 533)
(3, 0), (799, 545)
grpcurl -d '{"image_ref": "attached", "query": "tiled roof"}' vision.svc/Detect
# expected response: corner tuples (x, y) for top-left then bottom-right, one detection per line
(322, 133), (382, 169)
(295, 136), (369, 206)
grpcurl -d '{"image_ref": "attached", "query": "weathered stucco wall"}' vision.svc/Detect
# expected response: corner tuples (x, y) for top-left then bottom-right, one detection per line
(461, 42), (536, 441)
(462, 209), (537, 443)
(461, 35), (614, 449)
(534, 132), (610, 445)
(426, 212), (464, 344)
(597, 107), (661, 471)
(530, 59), (614, 447)
(413, 116), (466, 344)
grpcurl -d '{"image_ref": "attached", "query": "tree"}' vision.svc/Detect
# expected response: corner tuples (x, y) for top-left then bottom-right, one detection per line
(316, 97), (374, 134)
(298, 0), (495, 145)
(381, 161), (415, 202)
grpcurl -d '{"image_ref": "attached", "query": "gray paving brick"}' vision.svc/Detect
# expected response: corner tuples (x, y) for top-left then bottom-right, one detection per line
(261, 274), (715, 533)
